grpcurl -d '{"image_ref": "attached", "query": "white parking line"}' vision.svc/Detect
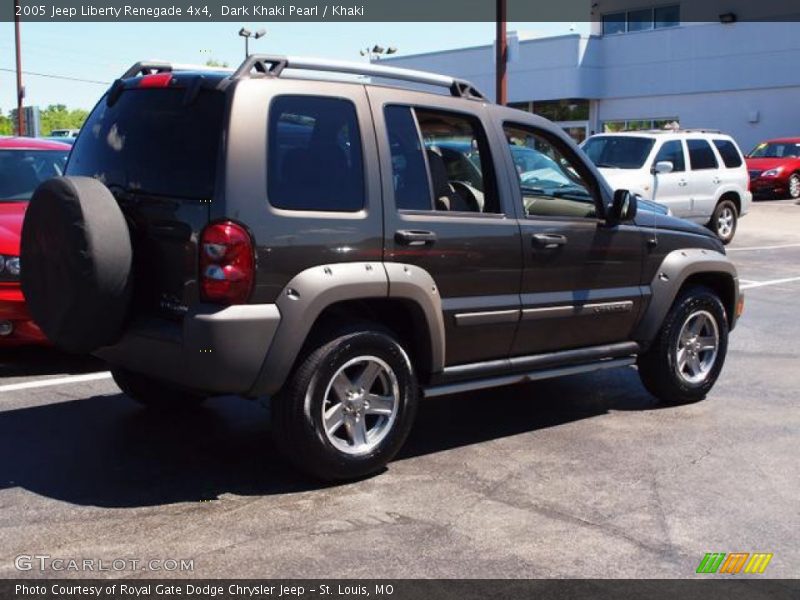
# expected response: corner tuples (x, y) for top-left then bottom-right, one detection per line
(0, 371), (112, 393)
(740, 277), (800, 290)
(728, 243), (800, 252)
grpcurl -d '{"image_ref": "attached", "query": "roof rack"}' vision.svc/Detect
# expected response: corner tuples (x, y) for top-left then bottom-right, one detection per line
(621, 128), (723, 134)
(232, 54), (487, 101)
(120, 56), (487, 101)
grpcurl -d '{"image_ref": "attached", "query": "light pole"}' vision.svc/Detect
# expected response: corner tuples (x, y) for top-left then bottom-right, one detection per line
(14, 0), (24, 135)
(359, 45), (397, 61)
(239, 27), (266, 58)
(496, 0), (507, 105)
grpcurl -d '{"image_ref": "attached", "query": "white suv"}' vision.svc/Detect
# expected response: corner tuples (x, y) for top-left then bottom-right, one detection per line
(581, 130), (751, 243)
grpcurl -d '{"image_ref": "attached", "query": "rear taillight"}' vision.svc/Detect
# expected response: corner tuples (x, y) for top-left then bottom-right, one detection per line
(199, 221), (254, 304)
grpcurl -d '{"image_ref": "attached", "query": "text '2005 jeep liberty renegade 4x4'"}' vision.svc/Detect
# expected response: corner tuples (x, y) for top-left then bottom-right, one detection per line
(21, 55), (743, 481)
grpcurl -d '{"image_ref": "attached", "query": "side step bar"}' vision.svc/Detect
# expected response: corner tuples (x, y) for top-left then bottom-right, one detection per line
(423, 357), (636, 398)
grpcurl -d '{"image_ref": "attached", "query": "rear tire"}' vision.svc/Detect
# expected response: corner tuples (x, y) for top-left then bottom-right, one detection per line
(709, 199), (738, 244)
(271, 325), (418, 482)
(112, 368), (206, 410)
(637, 286), (728, 405)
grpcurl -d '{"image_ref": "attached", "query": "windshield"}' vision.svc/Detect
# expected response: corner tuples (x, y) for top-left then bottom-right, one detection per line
(67, 88), (225, 199)
(0, 149), (68, 202)
(747, 141), (800, 159)
(582, 136), (655, 169)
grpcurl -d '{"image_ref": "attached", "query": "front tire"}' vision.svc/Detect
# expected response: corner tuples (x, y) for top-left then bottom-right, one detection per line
(709, 200), (738, 244)
(637, 286), (729, 405)
(271, 326), (418, 482)
(788, 173), (800, 200)
(112, 368), (207, 410)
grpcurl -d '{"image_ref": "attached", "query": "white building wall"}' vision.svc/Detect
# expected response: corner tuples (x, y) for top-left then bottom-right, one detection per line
(597, 87), (800, 151)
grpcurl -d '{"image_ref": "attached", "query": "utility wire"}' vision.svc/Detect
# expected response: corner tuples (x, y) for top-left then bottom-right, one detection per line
(0, 67), (109, 85)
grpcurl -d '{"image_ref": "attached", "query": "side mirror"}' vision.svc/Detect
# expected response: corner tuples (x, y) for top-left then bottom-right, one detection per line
(610, 189), (638, 223)
(652, 160), (674, 175)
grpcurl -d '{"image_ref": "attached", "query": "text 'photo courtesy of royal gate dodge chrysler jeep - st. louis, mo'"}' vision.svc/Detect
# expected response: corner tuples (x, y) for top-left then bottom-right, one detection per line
(20, 55), (743, 481)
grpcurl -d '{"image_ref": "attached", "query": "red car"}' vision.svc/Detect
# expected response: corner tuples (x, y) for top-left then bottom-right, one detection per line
(0, 137), (71, 346)
(746, 137), (800, 199)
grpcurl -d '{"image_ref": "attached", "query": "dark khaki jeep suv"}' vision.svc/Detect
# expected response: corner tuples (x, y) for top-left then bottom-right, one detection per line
(21, 55), (743, 481)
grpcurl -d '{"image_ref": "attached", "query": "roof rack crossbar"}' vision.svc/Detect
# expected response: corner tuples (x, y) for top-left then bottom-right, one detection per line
(232, 54), (486, 100)
(121, 60), (233, 79)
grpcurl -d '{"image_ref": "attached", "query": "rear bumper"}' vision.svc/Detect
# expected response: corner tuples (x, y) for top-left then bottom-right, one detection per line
(96, 304), (280, 395)
(0, 285), (49, 346)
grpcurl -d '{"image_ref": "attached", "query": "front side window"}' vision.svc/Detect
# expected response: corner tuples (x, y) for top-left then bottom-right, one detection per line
(582, 135), (656, 169)
(654, 140), (686, 172)
(687, 139), (719, 170)
(713, 139), (744, 168)
(505, 124), (596, 219)
(268, 95), (364, 212)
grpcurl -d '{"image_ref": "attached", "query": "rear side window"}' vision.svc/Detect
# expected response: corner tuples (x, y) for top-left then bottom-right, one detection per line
(654, 140), (685, 172)
(68, 88), (224, 199)
(687, 139), (719, 170)
(713, 139), (743, 168)
(268, 95), (364, 212)
(384, 106), (432, 211)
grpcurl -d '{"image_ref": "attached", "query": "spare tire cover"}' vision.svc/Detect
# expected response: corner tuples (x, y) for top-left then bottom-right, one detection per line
(21, 176), (132, 353)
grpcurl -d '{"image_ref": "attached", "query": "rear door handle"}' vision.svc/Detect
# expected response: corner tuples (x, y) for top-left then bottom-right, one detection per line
(712, 177), (722, 184)
(679, 180), (688, 187)
(395, 229), (437, 246)
(532, 233), (568, 249)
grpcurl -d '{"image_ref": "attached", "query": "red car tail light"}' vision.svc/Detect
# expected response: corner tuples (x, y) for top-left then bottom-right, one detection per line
(199, 221), (254, 304)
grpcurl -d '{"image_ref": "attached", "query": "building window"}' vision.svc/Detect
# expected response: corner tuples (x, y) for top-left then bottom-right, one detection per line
(602, 118), (679, 132)
(532, 99), (589, 122)
(602, 4), (680, 35)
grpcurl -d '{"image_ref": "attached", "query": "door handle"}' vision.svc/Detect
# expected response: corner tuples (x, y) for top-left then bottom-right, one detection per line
(395, 229), (437, 246)
(532, 233), (568, 249)
(678, 180), (688, 187)
(712, 177), (721, 184)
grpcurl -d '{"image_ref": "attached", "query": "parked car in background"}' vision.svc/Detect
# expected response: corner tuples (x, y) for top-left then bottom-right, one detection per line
(0, 137), (71, 346)
(49, 129), (80, 139)
(41, 136), (76, 146)
(746, 137), (800, 199)
(581, 130), (751, 243)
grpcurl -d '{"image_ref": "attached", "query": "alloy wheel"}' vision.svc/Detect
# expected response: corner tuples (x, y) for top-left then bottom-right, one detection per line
(321, 356), (400, 455)
(675, 310), (720, 385)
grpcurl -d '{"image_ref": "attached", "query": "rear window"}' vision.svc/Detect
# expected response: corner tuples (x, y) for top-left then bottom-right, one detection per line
(267, 95), (365, 212)
(67, 88), (225, 199)
(687, 139), (719, 170)
(582, 136), (655, 169)
(0, 150), (68, 201)
(713, 139), (743, 168)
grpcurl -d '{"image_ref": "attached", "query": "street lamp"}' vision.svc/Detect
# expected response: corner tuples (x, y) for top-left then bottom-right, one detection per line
(359, 45), (397, 61)
(239, 27), (266, 58)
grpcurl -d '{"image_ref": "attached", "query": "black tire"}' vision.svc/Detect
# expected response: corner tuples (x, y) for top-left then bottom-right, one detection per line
(788, 173), (800, 200)
(637, 286), (729, 405)
(112, 368), (206, 411)
(21, 176), (132, 353)
(271, 325), (418, 482)
(709, 199), (738, 244)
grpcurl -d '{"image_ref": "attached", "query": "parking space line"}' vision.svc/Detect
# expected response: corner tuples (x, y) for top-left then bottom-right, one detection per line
(728, 243), (800, 252)
(740, 277), (800, 290)
(0, 371), (112, 393)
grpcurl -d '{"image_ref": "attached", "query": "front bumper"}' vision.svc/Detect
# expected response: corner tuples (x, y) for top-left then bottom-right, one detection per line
(96, 304), (281, 395)
(750, 177), (787, 197)
(0, 284), (49, 346)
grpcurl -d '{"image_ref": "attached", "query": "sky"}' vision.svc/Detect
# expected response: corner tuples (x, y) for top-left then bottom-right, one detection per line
(0, 21), (589, 112)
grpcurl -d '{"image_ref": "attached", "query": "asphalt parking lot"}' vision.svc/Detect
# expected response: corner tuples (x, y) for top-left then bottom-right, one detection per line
(1, 200), (798, 579)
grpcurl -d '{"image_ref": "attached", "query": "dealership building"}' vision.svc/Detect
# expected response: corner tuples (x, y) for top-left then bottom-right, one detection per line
(381, 1), (800, 151)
